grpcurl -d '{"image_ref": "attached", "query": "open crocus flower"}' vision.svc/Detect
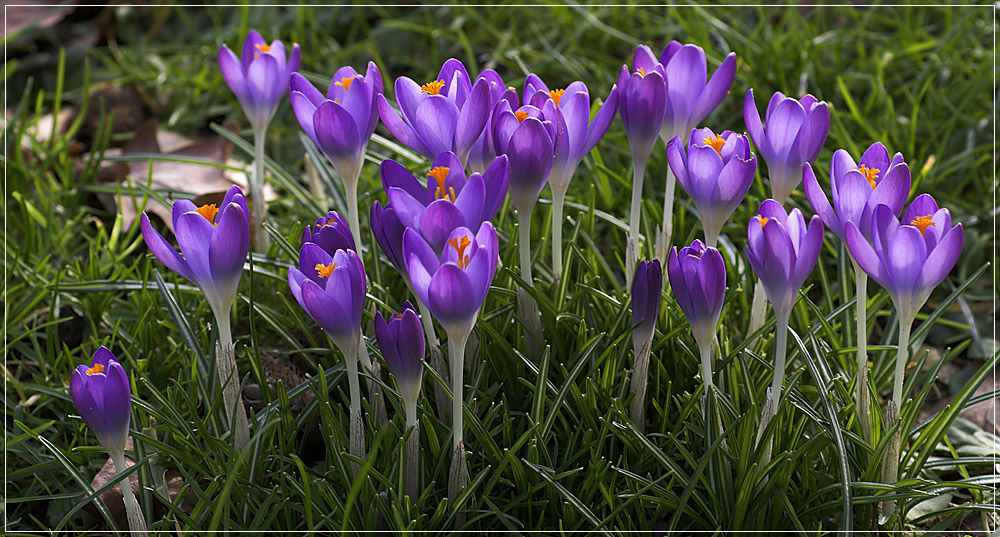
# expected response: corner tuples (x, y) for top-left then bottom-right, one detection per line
(633, 43), (737, 142)
(745, 200), (824, 318)
(803, 142), (911, 243)
(140, 185), (249, 318)
(744, 89), (830, 203)
(666, 128), (757, 247)
(383, 152), (509, 252)
(375, 302), (425, 406)
(846, 198), (964, 329)
(71, 347), (132, 457)
(287, 245), (367, 353)
(667, 240), (725, 353)
(302, 210), (356, 254)
(218, 30), (301, 132)
(290, 63), (382, 186)
(377, 58), (491, 167)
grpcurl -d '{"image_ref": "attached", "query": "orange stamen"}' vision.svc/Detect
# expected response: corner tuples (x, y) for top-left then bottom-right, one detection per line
(195, 204), (219, 225)
(447, 236), (472, 269)
(757, 215), (769, 228)
(421, 80), (446, 95)
(703, 135), (726, 155)
(514, 110), (530, 123)
(334, 77), (354, 92)
(315, 261), (337, 279)
(428, 167), (455, 201)
(857, 164), (880, 189)
(636, 67), (649, 78)
(86, 363), (105, 376)
(253, 43), (271, 58)
(549, 89), (565, 106)
(393, 313), (404, 320)
(910, 215), (935, 235)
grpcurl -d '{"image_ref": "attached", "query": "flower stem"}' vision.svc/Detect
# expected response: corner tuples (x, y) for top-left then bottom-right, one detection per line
(215, 310), (250, 449)
(853, 260), (871, 442)
(344, 178), (362, 254)
(770, 310), (791, 398)
(251, 127), (270, 252)
(891, 316), (913, 413)
(699, 341), (714, 390)
(343, 345), (365, 476)
(111, 452), (148, 537)
(518, 208), (534, 285)
(404, 398), (419, 504)
(551, 186), (567, 286)
(882, 315), (913, 517)
(629, 334), (653, 434)
(748, 280), (768, 344)
(659, 162), (676, 253)
(448, 331), (470, 502)
(629, 157), (648, 258)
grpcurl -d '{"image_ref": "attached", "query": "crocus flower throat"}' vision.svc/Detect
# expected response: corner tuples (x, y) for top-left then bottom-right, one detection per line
(449, 236), (471, 269)
(87, 363), (105, 375)
(704, 135), (725, 154)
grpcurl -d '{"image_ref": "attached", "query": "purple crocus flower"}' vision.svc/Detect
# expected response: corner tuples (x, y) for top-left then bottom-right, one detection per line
(70, 346), (132, 456)
(666, 128), (757, 246)
(616, 63), (667, 167)
(302, 210), (356, 254)
(468, 70), (517, 174)
(383, 151), (509, 253)
(218, 30), (301, 132)
(377, 58), (492, 167)
(744, 89), (830, 203)
(633, 43), (737, 142)
(374, 302), (425, 404)
(491, 99), (558, 214)
(803, 142), (911, 243)
(846, 197), (964, 325)
(667, 240), (726, 350)
(403, 223), (499, 338)
(287, 245), (367, 353)
(631, 259), (662, 347)
(290, 62), (383, 187)
(745, 200), (824, 318)
(140, 185), (249, 316)
(370, 201), (408, 276)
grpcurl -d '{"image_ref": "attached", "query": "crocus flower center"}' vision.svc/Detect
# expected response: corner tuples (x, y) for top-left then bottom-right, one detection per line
(757, 215), (769, 227)
(315, 261), (337, 279)
(195, 204), (219, 225)
(86, 363), (105, 376)
(910, 215), (935, 235)
(428, 166), (456, 202)
(549, 89), (565, 105)
(447, 236), (472, 269)
(857, 164), (880, 189)
(703, 135), (726, 155)
(253, 43), (271, 58)
(421, 80), (446, 95)
(317, 219), (335, 228)
(636, 67), (648, 78)
(393, 313), (404, 320)
(514, 110), (530, 123)
(334, 77), (354, 92)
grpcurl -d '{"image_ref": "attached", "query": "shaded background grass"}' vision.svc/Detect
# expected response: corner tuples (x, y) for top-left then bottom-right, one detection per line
(4, 3), (996, 534)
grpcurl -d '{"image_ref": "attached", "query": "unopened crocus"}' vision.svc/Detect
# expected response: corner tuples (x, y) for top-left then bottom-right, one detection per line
(491, 99), (558, 285)
(403, 223), (498, 500)
(523, 73), (620, 279)
(377, 58), (491, 167)
(288, 245), (368, 467)
(383, 151), (509, 252)
(302, 210), (356, 254)
(468, 70), (516, 174)
(290, 62), (382, 249)
(744, 89), (830, 203)
(745, 200), (823, 446)
(218, 31), (300, 250)
(140, 185), (250, 447)
(632, 43), (737, 257)
(629, 259), (661, 432)
(375, 302), (425, 502)
(667, 240), (725, 390)
(617, 63), (667, 271)
(666, 128), (757, 247)
(803, 142), (911, 441)
(71, 347), (147, 536)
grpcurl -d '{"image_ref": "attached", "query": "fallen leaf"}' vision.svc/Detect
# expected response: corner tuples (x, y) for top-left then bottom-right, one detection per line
(3, 3), (76, 38)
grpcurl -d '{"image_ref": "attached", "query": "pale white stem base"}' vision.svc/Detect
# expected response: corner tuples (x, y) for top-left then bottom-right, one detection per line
(214, 315), (250, 449)
(344, 347), (366, 476)
(629, 335), (653, 434)
(517, 287), (543, 361)
(551, 186), (567, 286)
(448, 332), (470, 502)
(882, 316), (913, 519)
(853, 262), (871, 442)
(657, 164), (676, 261)
(748, 280), (768, 345)
(251, 127), (270, 252)
(628, 158), (648, 280)
(111, 452), (148, 537)
(404, 408), (420, 504)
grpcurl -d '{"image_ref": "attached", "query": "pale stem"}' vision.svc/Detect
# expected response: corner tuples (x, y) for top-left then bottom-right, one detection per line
(659, 163), (676, 251)
(111, 452), (148, 537)
(518, 207), (534, 285)
(748, 280), (768, 342)
(344, 345), (365, 475)
(770, 310), (791, 398)
(213, 308), (250, 449)
(629, 156), (648, 253)
(704, 228), (719, 249)
(699, 341), (714, 390)
(251, 126), (270, 252)
(344, 177), (362, 254)
(448, 331), (470, 501)
(551, 186), (567, 284)
(892, 316), (914, 415)
(853, 259), (872, 441)
(629, 334), (653, 433)
(404, 398), (419, 503)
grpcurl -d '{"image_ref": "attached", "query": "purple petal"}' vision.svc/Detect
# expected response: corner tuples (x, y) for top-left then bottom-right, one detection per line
(743, 90), (770, 162)
(385, 187), (427, 231)
(209, 201), (249, 298)
(887, 225), (927, 296)
(376, 94), (430, 157)
(381, 159), (430, 205)
(403, 229), (439, 304)
(218, 45), (247, 103)
(313, 101), (360, 163)
(454, 78), (489, 163)
(795, 103), (830, 163)
(175, 212), (216, 289)
(420, 201), (467, 252)
(427, 263), (478, 324)
(802, 163), (842, 239)
(917, 224), (963, 291)
(141, 213), (194, 282)
(413, 96), (459, 157)
(665, 45), (707, 126)
(689, 52), (736, 127)
(665, 136), (690, 192)
(902, 193), (939, 225)
(582, 84), (619, 155)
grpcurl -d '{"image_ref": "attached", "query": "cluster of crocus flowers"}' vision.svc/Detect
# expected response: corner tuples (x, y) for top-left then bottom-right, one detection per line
(218, 31), (301, 250)
(667, 240), (726, 393)
(744, 201), (823, 446)
(140, 185), (251, 448)
(628, 260), (661, 432)
(666, 128), (757, 247)
(632, 43), (737, 259)
(374, 302), (425, 503)
(290, 62), (383, 250)
(522, 74), (620, 280)
(803, 142), (911, 441)
(402, 223), (499, 500)
(71, 348), (148, 537)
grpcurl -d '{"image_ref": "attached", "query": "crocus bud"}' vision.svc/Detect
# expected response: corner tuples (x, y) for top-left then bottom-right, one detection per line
(631, 260), (662, 348)
(375, 302), (425, 404)
(845, 196), (964, 324)
(287, 245), (367, 355)
(370, 201), (408, 277)
(140, 185), (249, 316)
(218, 30), (301, 132)
(744, 89), (830, 202)
(302, 210), (355, 254)
(666, 129), (757, 245)
(491, 100), (557, 215)
(616, 62), (667, 165)
(745, 200), (824, 318)
(70, 347), (132, 456)
(668, 240), (726, 348)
